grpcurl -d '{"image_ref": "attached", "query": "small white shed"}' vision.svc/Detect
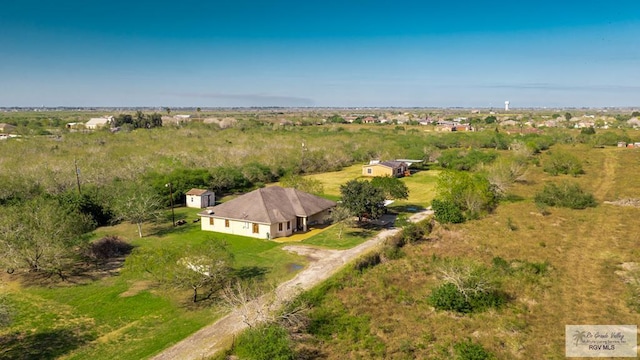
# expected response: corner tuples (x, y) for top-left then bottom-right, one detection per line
(186, 189), (215, 208)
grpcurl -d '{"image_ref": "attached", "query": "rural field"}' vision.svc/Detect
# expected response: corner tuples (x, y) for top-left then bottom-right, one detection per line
(274, 145), (640, 359)
(0, 110), (639, 359)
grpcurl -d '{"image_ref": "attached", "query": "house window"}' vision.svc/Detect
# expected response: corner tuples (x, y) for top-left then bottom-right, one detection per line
(225, 219), (230, 228)
(191, 197), (194, 202)
(252, 223), (259, 234)
(279, 223), (283, 231)
(209, 217), (214, 225)
(287, 221), (291, 230)
(367, 168), (372, 174)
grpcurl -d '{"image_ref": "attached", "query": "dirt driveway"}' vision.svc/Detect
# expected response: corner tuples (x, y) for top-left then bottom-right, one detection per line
(151, 210), (432, 360)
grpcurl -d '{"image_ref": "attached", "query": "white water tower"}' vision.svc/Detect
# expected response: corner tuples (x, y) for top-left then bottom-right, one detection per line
(504, 100), (510, 111)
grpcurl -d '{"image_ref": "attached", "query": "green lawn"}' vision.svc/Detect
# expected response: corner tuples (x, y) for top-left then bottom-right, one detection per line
(0, 207), (307, 360)
(301, 224), (377, 249)
(305, 164), (439, 208)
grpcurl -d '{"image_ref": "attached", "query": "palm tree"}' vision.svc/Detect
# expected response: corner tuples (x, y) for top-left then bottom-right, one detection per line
(196, 107), (201, 120)
(572, 330), (587, 346)
(165, 107), (171, 115)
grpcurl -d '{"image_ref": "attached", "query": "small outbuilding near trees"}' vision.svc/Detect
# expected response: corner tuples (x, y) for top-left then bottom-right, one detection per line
(186, 188), (215, 208)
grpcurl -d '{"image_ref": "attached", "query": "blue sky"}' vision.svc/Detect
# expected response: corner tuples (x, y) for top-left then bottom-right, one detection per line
(1, 1), (639, 108)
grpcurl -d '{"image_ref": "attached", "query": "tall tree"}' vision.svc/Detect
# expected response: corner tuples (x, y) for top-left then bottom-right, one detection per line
(370, 176), (409, 200)
(127, 242), (233, 302)
(339, 180), (386, 222)
(112, 183), (163, 238)
(329, 206), (353, 239)
(0, 199), (93, 278)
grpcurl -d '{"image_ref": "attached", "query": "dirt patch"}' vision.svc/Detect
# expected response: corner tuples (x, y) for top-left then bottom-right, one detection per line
(604, 198), (640, 208)
(615, 262), (640, 283)
(120, 281), (153, 297)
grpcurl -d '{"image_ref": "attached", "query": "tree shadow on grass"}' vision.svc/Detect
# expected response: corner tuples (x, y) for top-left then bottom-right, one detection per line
(501, 194), (526, 203)
(345, 229), (375, 238)
(0, 329), (93, 360)
(151, 221), (195, 237)
(233, 266), (269, 281)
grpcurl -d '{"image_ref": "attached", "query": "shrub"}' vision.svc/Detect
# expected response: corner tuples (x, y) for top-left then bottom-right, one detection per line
(428, 283), (473, 313)
(453, 339), (494, 360)
(429, 260), (506, 313)
(428, 283), (506, 313)
(543, 151), (584, 176)
(401, 220), (431, 244)
(437, 149), (498, 171)
(385, 232), (406, 249)
(354, 252), (381, 272)
(432, 199), (465, 224)
(534, 182), (597, 209)
(434, 171), (498, 222)
(234, 324), (294, 360)
(83, 236), (133, 261)
(382, 244), (404, 260)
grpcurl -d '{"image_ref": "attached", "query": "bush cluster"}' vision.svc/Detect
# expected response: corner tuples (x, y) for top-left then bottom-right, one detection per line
(432, 171), (498, 223)
(354, 253), (381, 272)
(83, 236), (133, 261)
(543, 151), (584, 176)
(437, 149), (498, 171)
(432, 199), (465, 224)
(534, 182), (597, 209)
(382, 219), (433, 260)
(428, 283), (506, 313)
(234, 324), (294, 360)
(453, 339), (495, 360)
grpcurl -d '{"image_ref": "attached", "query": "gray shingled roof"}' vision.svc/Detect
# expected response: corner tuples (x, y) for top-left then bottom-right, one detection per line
(378, 161), (405, 169)
(199, 186), (336, 224)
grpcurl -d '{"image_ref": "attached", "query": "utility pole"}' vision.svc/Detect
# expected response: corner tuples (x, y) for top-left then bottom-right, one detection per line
(74, 159), (82, 195)
(165, 182), (175, 226)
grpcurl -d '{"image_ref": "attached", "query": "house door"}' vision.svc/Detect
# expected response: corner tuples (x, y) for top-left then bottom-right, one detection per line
(296, 217), (304, 232)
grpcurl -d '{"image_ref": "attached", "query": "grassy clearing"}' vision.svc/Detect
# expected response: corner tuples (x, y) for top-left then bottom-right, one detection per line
(284, 145), (640, 359)
(304, 164), (439, 207)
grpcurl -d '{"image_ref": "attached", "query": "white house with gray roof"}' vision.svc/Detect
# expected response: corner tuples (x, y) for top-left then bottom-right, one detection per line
(198, 186), (336, 239)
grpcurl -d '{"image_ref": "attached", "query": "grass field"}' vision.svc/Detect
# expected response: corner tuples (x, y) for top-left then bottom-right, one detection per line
(304, 163), (440, 208)
(0, 207), (308, 360)
(282, 145), (640, 359)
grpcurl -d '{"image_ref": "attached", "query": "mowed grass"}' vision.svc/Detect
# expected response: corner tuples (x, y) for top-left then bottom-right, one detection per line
(0, 207), (308, 360)
(305, 164), (439, 207)
(290, 145), (640, 359)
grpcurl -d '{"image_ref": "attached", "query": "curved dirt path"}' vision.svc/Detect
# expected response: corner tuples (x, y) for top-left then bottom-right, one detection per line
(152, 210), (432, 360)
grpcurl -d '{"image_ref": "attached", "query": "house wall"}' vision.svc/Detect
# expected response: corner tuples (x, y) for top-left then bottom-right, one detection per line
(308, 209), (331, 225)
(200, 216), (272, 239)
(269, 220), (295, 238)
(362, 165), (393, 177)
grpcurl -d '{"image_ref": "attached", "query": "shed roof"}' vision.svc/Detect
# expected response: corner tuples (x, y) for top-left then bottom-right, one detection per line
(186, 188), (212, 196)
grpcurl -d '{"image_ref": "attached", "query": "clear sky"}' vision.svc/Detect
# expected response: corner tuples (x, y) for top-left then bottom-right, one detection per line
(1, 1), (639, 108)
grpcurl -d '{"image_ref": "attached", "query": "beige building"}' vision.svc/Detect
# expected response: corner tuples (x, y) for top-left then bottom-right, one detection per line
(362, 161), (408, 178)
(199, 186), (336, 239)
(0, 123), (16, 133)
(85, 116), (114, 130)
(186, 188), (215, 208)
